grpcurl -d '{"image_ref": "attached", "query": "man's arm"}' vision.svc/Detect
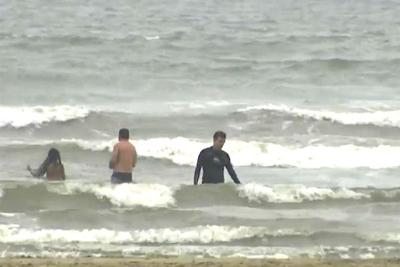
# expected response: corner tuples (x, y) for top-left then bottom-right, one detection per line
(109, 144), (119, 169)
(194, 151), (203, 185)
(225, 153), (241, 184)
(132, 145), (137, 168)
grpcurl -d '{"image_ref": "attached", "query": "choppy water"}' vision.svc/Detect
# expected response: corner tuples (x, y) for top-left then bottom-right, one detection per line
(1, 0), (400, 260)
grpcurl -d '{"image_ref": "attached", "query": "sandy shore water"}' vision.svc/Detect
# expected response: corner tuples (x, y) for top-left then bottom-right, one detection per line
(0, 258), (400, 267)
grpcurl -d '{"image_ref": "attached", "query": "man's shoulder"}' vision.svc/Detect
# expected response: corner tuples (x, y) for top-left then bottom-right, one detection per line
(198, 147), (212, 158)
(201, 147), (212, 153)
(221, 149), (230, 157)
(118, 140), (134, 147)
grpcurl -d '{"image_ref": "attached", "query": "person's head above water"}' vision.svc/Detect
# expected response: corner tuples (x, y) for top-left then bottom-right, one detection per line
(213, 131), (226, 150)
(47, 148), (62, 164)
(119, 128), (130, 141)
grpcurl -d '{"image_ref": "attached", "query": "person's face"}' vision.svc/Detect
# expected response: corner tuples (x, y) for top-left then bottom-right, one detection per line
(213, 137), (225, 150)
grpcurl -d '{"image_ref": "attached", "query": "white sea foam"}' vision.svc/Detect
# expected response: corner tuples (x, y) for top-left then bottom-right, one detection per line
(228, 253), (289, 259)
(144, 35), (160, 40)
(60, 137), (400, 168)
(0, 105), (90, 128)
(0, 247), (290, 259)
(0, 251), (81, 258)
(1, 224), (393, 259)
(0, 245), (314, 259)
(123, 245), (309, 259)
(60, 137), (205, 165)
(0, 225), (301, 244)
(167, 101), (233, 112)
(47, 183), (176, 208)
(368, 233), (400, 243)
(205, 101), (231, 107)
(1, 245), (392, 259)
(239, 103), (400, 128)
(238, 183), (368, 203)
(339, 254), (351, 259)
(0, 213), (16, 218)
(359, 253), (375, 259)
(6, 136), (400, 168)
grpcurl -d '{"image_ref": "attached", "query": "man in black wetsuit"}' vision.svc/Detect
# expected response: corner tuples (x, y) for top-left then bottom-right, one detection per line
(194, 131), (241, 185)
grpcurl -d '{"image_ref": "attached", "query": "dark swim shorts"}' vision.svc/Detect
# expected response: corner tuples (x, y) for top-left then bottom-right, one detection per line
(111, 172), (132, 184)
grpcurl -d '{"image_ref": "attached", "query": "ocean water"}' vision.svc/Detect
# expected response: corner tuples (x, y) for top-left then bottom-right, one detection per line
(1, 0), (400, 260)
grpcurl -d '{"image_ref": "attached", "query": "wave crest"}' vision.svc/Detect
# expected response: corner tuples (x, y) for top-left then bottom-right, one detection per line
(238, 183), (367, 203)
(48, 183), (176, 208)
(60, 137), (400, 169)
(0, 224), (299, 244)
(0, 106), (90, 128)
(1, 223), (399, 246)
(239, 104), (400, 128)
(6, 137), (400, 168)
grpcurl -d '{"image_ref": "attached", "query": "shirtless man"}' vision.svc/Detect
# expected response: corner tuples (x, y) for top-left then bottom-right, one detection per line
(109, 128), (137, 184)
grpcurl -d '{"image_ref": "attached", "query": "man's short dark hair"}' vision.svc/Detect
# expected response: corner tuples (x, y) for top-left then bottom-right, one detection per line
(119, 128), (130, 139)
(213, 131), (226, 140)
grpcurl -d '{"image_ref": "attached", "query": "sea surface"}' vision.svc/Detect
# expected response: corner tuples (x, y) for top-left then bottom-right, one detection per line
(1, 0), (400, 260)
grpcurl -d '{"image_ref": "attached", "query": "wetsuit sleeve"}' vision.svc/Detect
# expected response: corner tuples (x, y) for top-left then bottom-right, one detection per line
(225, 153), (241, 184)
(194, 150), (204, 185)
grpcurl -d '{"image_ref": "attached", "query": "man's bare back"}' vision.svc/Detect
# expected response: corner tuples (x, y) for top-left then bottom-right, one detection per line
(109, 128), (137, 184)
(109, 141), (137, 173)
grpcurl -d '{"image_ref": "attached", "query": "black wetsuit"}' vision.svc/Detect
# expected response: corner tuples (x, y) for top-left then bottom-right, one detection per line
(194, 146), (241, 185)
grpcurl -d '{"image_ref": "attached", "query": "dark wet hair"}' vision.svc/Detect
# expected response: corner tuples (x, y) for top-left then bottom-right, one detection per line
(32, 148), (63, 178)
(119, 128), (130, 140)
(213, 131), (226, 140)
(47, 148), (62, 165)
